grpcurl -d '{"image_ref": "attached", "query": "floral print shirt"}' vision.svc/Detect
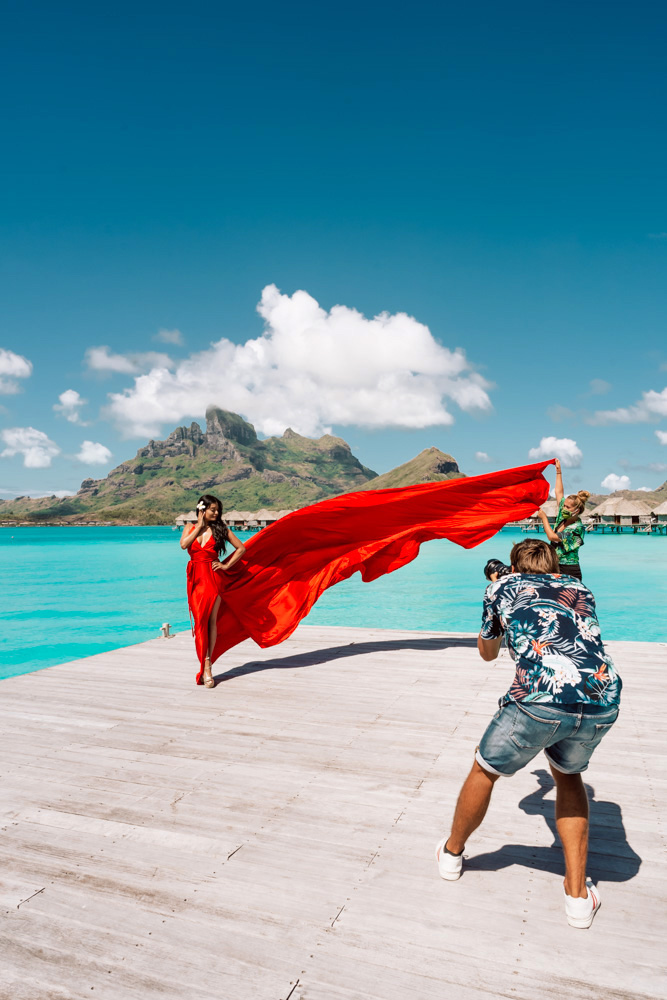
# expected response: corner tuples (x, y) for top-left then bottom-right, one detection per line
(553, 498), (585, 566)
(480, 573), (622, 707)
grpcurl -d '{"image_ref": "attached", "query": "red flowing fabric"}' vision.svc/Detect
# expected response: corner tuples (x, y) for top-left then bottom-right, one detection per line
(192, 460), (553, 682)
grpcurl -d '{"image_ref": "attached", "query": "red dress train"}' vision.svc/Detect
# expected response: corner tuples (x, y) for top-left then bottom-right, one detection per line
(186, 460), (553, 684)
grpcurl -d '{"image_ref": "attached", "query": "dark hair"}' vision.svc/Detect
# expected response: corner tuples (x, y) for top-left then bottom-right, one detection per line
(197, 494), (228, 554)
(509, 538), (559, 575)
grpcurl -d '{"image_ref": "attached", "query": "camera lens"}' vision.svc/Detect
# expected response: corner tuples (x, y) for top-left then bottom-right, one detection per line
(484, 558), (511, 581)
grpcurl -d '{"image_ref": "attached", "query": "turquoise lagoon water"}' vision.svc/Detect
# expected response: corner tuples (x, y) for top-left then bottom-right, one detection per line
(1, 526), (665, 680)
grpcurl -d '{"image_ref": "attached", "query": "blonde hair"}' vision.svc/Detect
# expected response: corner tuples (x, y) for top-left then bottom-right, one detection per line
(566, 490), (591, 516)
(510, 539), (559, 575)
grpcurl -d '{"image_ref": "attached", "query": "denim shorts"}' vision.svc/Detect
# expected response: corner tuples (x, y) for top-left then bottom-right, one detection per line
(476, 701), (619, 777)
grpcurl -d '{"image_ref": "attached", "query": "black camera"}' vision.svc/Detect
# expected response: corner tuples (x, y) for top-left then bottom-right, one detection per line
(484, 558), (512, 582)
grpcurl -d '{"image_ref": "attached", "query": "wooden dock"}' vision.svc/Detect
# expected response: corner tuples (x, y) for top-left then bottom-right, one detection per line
(1, 625), (665, 999)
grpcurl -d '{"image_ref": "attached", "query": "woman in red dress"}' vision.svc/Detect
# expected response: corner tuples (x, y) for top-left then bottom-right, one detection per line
(180, 494), (246, 687)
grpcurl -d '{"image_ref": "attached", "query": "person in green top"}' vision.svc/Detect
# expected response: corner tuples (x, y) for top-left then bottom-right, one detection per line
(536, 458), (591, 580)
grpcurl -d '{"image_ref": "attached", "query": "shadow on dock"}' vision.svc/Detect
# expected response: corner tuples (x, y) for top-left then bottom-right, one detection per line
(465, 768), (642, 884)
(214, 635), (479, 682)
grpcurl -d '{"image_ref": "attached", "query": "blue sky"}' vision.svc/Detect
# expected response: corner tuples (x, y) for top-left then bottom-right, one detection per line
(1, 0), (666, 499)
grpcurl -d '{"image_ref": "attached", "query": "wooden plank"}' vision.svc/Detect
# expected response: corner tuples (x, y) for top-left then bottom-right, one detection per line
(0, 625), (664, 999)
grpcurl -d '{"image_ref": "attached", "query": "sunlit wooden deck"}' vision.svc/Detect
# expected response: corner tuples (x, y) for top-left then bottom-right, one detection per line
(0, 625), (665, 999)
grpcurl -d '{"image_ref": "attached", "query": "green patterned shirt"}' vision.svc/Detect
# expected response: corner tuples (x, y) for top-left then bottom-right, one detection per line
(553, 498), (585, 566)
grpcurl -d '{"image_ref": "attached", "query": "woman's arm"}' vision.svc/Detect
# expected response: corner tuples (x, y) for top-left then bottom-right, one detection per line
(214, 529), (246, 571)
(536, 508), (561, 544)
(180, 512), (204, 550)
(554, 458), (564, 503)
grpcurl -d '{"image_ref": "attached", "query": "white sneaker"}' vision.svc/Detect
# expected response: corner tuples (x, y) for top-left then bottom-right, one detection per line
(435, 836), (463, 880)
(564, 878), (601, 928)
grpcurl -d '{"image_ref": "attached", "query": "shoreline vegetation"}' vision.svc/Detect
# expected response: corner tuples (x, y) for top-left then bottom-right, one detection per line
(1, 406), (666, 527)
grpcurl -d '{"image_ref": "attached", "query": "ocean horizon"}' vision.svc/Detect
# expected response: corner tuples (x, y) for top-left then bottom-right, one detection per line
(2, 525), (665, 681)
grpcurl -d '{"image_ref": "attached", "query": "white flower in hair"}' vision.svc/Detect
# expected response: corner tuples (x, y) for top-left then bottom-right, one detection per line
(196, 501), (206, 511)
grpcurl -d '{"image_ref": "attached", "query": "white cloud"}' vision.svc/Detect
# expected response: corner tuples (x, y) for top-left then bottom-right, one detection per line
(0, 348), (33, 394)
(589, 379), (611, 395)
(601, 473), (631, 492)
(0, 488), (76, 498)
(591, 387), (667, 424)
(153, 328), (184, 345)
(0, 427), (60, 468)
(105, 285), (493, 439)
(656, 430), (667, 445)
(76, 440), (113, 465)
(636, 486), (652, 492)
(54, 389), (88, 424)
(528, 436), (582, 468)
(85, 346), (174, 375)
(475, 451), (491, 462)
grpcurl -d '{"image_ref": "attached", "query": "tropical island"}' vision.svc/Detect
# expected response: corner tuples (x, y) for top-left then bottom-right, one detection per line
(0, 406), (464, 525)
(1, 405), (665, 527)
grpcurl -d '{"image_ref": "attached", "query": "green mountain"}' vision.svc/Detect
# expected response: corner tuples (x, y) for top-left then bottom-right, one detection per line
(586, 483), (667, 509)
(0, 408), (378, 525)
(358, 447), (464, 489)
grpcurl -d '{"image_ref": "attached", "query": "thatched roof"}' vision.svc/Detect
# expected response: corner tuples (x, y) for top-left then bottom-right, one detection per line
(255, 508), (281, 520)
(175, 510), (197, 524)
(538, 500), (560, 517)
(222, 508), (294, 523)
(589, 498), (653, 517)
(651, 500), (667, 515)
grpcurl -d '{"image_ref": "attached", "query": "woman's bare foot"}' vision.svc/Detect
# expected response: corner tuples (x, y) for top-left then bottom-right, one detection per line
(202, 657), (215, 688)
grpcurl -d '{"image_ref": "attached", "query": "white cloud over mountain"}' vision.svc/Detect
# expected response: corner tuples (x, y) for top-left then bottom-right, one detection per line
(528, 436), (582, 468)
(601, 473), (631, 492)
(0, 427), (60, 468)
(104, 285), (493, 439)
(0, 348), (33, 394)
(76, 440), (113, 465)
(591, 387), (667, 424)
(475, 451), (491, 462)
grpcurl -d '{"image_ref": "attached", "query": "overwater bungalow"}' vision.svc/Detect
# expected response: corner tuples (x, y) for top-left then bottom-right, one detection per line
(176, 508), (295, 531)
(521, 499), (559, 531)
(226, 508), (294, 529)
(651, 499), (667, 532)
(587, 497), (653, 532)
(255, 507), (296, 526)
(222, 509), (248, 527)
(539, 499), (559, 524)
(174, 509), (197, 527)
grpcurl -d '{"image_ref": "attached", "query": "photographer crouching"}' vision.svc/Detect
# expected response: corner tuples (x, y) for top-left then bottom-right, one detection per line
(435, 538), (622, 929)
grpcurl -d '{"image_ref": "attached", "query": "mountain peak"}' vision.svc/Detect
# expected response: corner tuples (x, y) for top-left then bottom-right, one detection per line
(166, 422), (206, 446)
(357, 446), (463, 491)
(205, 407), (258, 446)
